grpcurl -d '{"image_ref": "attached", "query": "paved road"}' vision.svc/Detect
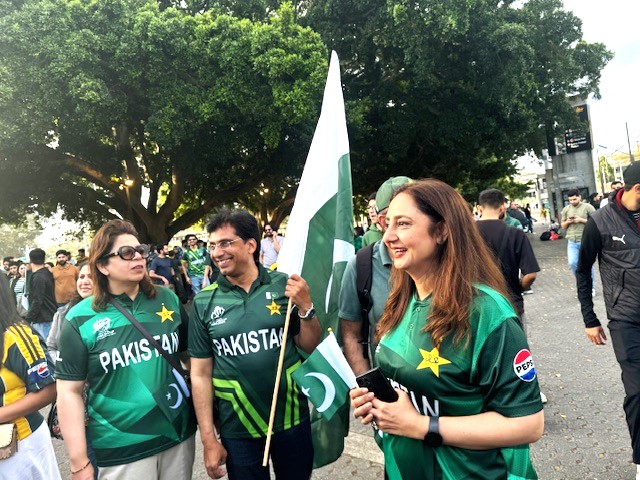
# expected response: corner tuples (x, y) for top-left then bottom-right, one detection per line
(52, 224), (635, 479)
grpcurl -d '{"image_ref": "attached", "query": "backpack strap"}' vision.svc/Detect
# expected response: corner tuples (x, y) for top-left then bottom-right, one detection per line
(355, 243), (375, 359)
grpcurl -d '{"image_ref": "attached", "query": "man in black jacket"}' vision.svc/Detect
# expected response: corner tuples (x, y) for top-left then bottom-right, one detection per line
(26, 248), (57, 340)
(577, 162), (640, 476)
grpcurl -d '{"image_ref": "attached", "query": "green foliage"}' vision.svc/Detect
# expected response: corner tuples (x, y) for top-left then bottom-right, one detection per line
(0, 0), (326, 242)
(299, 0), (612, 196)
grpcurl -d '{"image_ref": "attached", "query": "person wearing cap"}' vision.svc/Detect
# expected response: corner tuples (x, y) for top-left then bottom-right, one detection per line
(577, 162), (640, 478)
(51, 249), (79, 307)
(339, 176), (412, 374)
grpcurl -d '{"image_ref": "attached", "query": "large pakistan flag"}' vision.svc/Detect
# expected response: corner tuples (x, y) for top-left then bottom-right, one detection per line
(277, 50), (354, 468)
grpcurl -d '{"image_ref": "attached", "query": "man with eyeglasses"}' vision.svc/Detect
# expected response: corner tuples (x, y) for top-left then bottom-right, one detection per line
(259, 224), (284, 269)
(339, 176), (412, 375)
(181, 234), (210, 296)
(189, 208), (320, 480)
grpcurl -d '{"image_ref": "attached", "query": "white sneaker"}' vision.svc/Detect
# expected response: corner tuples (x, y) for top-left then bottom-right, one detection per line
(635, 463), (640, 480)
(540, 392), (547, 404)
(592, 288), (596, 297)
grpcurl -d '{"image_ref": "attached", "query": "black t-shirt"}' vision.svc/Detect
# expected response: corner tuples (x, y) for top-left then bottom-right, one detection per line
(476, 220), (540, 315)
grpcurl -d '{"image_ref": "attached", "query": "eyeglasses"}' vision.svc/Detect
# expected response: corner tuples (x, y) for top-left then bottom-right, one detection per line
(102, 245), (150, 261)
(209, 239), (241, 251)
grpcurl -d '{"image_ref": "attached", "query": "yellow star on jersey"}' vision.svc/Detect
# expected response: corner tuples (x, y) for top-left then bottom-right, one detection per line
(417, 347), (451, 377)
(266, 300), (281, 316)
(156, 304), (175, 323)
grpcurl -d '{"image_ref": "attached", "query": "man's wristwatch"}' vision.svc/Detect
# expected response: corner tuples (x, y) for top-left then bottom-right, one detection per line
(423, 416), (443, 448)
(298, 303), (316, 320)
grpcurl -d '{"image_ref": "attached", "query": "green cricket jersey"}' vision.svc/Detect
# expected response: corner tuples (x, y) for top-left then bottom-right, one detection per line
(376, 284), (542, 480)
(188, 265), (309, 439)
(56, 287), (196, 467)
(183, 247), (208, 277)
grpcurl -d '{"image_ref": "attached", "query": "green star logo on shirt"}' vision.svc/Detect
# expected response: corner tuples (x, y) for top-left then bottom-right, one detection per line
(156, 304), (175, 323)
(266, 300), (281, 316)
(417, 347), (451, 377)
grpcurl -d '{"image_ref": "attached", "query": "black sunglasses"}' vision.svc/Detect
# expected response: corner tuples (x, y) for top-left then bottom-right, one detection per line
(102, 245), (150, 261)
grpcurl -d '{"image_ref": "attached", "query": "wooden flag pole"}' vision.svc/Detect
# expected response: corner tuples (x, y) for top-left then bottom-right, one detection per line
(262, 297), (294, 467)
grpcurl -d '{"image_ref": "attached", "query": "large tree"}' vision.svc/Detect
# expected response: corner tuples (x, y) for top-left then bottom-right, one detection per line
(0, 0), (326, 242)
(298, 0), (612, 198)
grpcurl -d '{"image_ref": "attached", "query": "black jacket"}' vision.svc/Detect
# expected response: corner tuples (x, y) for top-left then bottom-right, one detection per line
(26, 267), (57, 324)
(577, 197), (640, 327)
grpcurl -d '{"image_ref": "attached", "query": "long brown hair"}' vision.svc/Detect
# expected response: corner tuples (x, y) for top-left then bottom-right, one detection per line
(90, 219), (156, 311)
(376, 179), (509, 347)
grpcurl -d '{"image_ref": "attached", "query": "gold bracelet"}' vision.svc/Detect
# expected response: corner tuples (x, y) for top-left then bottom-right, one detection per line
(71, 460), (91, 475)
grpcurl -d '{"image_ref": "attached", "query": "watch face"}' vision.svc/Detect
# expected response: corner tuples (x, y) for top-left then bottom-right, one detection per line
(424, 431), (443, 448)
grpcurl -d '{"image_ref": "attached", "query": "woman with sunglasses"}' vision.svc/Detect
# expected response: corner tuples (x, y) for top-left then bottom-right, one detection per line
(56, 220), (196, 480)
(350, 179), (544, 480)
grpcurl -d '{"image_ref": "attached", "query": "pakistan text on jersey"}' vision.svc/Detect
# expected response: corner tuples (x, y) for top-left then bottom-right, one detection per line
(99, 332), (179, 373)
(389, 377), (439, 417)
(211, 327), (284, 357)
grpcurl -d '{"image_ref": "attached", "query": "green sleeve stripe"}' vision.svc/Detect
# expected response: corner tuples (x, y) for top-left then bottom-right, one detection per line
(214, 378), (269, 435)
(284, 361), (302, 429)
(215, 390), (263, 438)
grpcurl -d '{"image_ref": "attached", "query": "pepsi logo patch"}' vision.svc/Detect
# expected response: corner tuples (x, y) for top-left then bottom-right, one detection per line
(37, 363), (50, 378)
(513, 349), (536, 382)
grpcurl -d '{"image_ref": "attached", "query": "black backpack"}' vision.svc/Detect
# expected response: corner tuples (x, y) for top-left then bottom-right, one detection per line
(355, 243), (375, 359)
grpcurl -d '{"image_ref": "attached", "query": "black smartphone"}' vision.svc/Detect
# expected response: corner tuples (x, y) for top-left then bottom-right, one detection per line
(356, 367), (398, 402)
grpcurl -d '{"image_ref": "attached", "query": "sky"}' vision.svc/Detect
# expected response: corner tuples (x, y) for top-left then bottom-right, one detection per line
(562, 0), (640, 160)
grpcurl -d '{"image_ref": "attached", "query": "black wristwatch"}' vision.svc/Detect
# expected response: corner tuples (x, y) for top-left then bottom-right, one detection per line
(298, 303), (316, 320)
(423, 416), (443, 448)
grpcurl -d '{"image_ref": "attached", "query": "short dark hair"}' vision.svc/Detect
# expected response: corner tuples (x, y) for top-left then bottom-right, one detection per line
(3, 257), (13, 264)
(478, 188), (506, 209)
(567, 189), (580, 198)
(185, 234), (197, 241)
(155, 244), (165, 254)
(206, 208), (260, 263)
(55, 249), (67, 257)
(78, 248), (86, 254)
(29, 248), (46, 265)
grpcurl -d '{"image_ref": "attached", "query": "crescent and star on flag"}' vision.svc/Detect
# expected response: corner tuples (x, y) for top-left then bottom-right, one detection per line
(300, 373), (337, 413)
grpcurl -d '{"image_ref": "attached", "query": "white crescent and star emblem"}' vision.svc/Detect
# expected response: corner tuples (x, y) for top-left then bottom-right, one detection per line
(167, 383), (184, 410)
(300, 372), (336, 413)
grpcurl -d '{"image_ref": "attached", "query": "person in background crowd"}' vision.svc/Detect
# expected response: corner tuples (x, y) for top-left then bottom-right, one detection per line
(3, 257), (13, 276)
(353, 226), (364, 252)
(56, 219), (196, 480)
(148, 244), (175, 290)
(561, 189), (596, 281)
(9, 261), (26, 306)
(589, 192), (602, 210)
(76, 249), (90, 268)
(51, 249), (79, 307)
(350, 179), (543, 479)
(577, 163), (640, 480)
(523, 203), (535, 233)
(362, 193), (383, 247)
(600, 180), (624, 208)
(0, 273), (60, 479)
(26, 248), (57, 340)
(259, 224), (284, 269)
(182, 234), (210, 296)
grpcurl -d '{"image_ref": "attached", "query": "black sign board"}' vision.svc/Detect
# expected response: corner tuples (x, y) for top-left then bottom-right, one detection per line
(564, 104), (592, 153)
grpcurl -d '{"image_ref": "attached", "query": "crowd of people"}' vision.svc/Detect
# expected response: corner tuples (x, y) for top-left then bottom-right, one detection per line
(0, 165), (639, 479)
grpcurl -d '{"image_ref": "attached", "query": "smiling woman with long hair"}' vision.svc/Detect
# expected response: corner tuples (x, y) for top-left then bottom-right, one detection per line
(350, 179), (544, 480)
(0, 272), (60, 479)
(56, 220), (196, 480)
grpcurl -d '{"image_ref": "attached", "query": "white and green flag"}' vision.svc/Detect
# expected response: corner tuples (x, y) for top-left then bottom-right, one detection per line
(277, 50), (354, 336)
(292, 331), (357, 421)
(276, 50), (354, 468)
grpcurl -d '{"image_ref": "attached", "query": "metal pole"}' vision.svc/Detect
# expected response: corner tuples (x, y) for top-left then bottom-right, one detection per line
(627, 122), (635, 163)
